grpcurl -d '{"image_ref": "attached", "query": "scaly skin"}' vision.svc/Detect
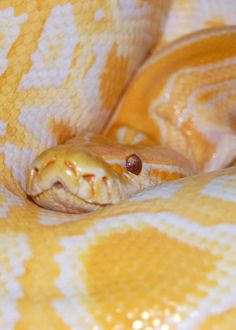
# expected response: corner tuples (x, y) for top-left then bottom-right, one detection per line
(0, 1), (236, 330)
(107, 26), (236, 172)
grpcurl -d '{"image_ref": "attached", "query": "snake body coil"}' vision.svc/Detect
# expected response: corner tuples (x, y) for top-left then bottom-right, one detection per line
(0, 1), (236, 330)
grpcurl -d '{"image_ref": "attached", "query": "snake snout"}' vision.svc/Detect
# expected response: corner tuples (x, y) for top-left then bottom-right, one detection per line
(28, 160), (74, 195)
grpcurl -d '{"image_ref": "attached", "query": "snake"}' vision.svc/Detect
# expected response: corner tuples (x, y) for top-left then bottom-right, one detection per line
(1, 1), (236, 329)
(27, 25), (236, 214)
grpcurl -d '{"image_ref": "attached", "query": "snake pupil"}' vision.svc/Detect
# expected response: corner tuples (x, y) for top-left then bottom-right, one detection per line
(126, 154), (142, 175)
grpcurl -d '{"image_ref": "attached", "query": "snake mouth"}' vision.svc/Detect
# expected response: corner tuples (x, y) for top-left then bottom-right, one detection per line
(31, 185), (111, 214)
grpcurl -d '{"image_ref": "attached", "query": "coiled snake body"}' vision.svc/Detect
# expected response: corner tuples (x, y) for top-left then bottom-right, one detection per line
(1, 1), (236, 329)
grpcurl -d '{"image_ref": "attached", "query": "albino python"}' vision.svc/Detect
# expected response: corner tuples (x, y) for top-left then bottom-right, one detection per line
(1, 1), (236, 329)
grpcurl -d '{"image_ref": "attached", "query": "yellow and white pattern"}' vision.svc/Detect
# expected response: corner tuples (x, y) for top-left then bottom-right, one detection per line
(0, 0), (236, 329)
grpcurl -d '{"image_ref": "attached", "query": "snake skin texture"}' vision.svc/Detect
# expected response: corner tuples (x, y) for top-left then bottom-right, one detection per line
(1, 0), (236, 329)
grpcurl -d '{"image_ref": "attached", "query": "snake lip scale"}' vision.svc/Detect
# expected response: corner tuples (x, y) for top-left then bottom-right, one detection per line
(32, 187), (108, 213)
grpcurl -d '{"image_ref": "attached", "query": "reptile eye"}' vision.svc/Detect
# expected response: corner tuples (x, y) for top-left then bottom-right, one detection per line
(126, 154), (142, 175)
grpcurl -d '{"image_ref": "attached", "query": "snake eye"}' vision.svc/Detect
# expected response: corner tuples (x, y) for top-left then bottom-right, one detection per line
(126, 154), (142, 175)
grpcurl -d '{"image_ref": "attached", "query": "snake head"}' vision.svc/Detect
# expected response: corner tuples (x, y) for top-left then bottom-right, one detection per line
(26, 138), (143, 213)
(26, 135), (194, 213)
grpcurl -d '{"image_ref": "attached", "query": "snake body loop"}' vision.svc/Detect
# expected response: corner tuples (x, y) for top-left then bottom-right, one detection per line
(1, 2), (236, 329)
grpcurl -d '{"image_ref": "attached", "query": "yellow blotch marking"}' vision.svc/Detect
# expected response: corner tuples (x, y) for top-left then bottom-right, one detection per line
(196, 86), (228, 104)
(15, 232), (69, 330)
(0, 32), (4, 43)
(51, 120), (75, 144)
(199, 306), (236, 330)
(107, 123), (159, 145)
(44, 41), (61, 64)
(83, 227), (219, 328)
(100, 43), (129, 111)
(150, 169), (184, 182)
(167, 171), (184, 180)
(174, 0), (195, 4)
(182, 119), (215, 170)
(82, 53), (96, 80)
(73, 1), (113, 35)
(0, 1), (27, 14)
(205, 18), (226, 29)
(194, 82), (236, 129)
(109, 125), (155, 145)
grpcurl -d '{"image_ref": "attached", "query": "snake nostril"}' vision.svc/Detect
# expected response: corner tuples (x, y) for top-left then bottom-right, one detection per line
(64, 160), (77, 176)
(53, 181), (64, 189)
